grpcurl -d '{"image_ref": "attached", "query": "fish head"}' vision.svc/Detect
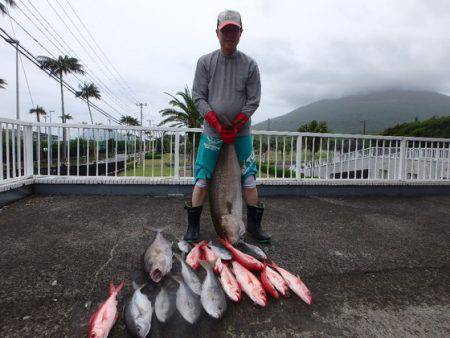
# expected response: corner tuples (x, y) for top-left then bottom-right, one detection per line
(132, 319), (151, 338)
(89, 327), (105, 338)
(221, 214), (244, 244)
(149, 255), (172, 282)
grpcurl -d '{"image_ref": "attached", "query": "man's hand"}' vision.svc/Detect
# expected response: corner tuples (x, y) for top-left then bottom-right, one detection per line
(221, 127), (237, 144)
(204, 111), (223, 133)
(232, 113), (249, 132)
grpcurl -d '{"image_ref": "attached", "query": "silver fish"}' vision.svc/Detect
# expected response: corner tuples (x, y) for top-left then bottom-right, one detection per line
(143, 225), (173, 283)
(209, 242), (232, 260)
(237, 240), (267, 261)
(175, 253), (201, 296)
(172, 275), (202, 324)
(177, 239), (192, 254)
(200, 261), (227, 319)
(209, 144), (245, 244)
(124, 282), (153, 338)
(155, 287), (176, 323)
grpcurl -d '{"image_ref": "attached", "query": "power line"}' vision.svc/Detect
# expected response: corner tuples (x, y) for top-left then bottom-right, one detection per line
(16, 0), (134, 115)
(0, 27), (122, 124)
(63, 0), (141, 103)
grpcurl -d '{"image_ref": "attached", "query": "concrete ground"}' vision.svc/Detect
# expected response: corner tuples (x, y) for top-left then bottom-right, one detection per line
(0, 195), (449, 337)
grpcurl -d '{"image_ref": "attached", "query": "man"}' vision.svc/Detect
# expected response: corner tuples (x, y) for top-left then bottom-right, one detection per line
(184, 9), (271, 244)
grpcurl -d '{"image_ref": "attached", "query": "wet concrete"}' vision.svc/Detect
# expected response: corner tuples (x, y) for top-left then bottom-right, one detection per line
(0, 195), (449, 337)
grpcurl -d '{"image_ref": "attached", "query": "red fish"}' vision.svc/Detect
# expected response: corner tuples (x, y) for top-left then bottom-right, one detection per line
(260, 264), (279, 299)
(186, 241), (206, 270)
(203, 244), (218, 263)
(265, 265), (289, 297)
(269, 261), (313, 305)
(219, 262), (241, 302)
(231, 261), (267, 307)
(88, 281), (125, 338)
(214, 257), (224, 275)
(219, 238), (264, 271)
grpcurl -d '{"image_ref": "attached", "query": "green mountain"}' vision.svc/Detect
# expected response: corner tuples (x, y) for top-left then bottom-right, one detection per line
(381, 116), (450, 138)
(253, 90), (450, 134)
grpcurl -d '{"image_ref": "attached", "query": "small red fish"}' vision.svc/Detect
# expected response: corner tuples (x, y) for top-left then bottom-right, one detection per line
(219, 238), (264, 271)
(88, 281), (125, 338)
(219, 262), (241, 302)
(231, 260), (267, 307)
(260, 264), (279, 299)
(186, 241), (206, 270)
(269, 261), (313, 304)
(265, 265), (289, 297)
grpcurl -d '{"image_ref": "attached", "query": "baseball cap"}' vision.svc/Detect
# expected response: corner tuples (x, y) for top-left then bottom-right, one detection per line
(217, 10), (242, 30)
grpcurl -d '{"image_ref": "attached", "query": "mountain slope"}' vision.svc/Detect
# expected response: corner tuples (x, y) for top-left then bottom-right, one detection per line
(253, 90), (450, 134)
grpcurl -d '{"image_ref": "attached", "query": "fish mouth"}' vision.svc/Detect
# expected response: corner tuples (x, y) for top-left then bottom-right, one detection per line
(150, 269), (163, 282)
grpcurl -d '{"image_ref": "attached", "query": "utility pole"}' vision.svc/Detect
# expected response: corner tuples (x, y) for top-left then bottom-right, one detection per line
(136, 102), (147, 126)
(136, 103), (147, 166)
(361, 120), (366, 135)
(6, 38), (20, 119)
(267, 118), (271, 131)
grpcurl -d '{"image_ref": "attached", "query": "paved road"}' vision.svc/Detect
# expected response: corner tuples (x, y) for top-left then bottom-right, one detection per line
(0, 195), (449, 337)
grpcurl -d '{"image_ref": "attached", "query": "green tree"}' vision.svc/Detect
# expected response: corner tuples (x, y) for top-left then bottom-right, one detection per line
(0, 0), (16, 14)
(29, 105), (47, 123)
(75, 82), (101, 124)
(297, 120), (330, 133)
(37, 55), (84, 164)
(0, 78), (7, 89)
(159, 86), (202, 128)
(120, 115), (140, 126)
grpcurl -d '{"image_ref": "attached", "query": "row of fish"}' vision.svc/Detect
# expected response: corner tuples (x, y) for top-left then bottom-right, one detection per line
(89, 226), (312, 337)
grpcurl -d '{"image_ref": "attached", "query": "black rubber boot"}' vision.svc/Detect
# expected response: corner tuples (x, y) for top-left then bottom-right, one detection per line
(184, 202), (202, 243)
(246, 202), (271, 243)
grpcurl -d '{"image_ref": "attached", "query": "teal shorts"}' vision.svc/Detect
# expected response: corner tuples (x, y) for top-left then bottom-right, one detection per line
(194, 134), (257, 183)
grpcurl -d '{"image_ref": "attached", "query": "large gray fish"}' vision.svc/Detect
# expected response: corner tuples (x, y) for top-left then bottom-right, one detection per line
(172, 275), (202, 324)
(200, 261), (227, 319)
(155, 287), (176, 323)
(209, 144), (245, 244)
(143, 225), (173, 283)
(124, 282), (153, 338)
(175, 253), (202, 296)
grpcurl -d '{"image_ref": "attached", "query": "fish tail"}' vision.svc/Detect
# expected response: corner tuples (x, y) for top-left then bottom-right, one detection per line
(109, 280), (125, 295)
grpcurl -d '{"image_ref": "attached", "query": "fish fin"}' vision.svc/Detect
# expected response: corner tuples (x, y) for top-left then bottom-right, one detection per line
(170, 274), (182, 284)
(109, 280), (125, 295)
(143, 224), (169, 233)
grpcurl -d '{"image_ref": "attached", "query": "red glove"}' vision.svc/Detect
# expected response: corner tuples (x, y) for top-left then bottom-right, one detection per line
(204, 111), (223, 133)
(221, 127), (237, 144)
(205, 111), (237, 144)
(232, 113), (249, 132)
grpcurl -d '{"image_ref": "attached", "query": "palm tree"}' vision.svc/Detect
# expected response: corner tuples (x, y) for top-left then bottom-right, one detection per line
(297, 120), (330, 134)
(29, 105), (47, 122)
(158, 86), (202, 128)
(0, 0), (16, 14)
(59, 113), (73, 122)
(120, 115), (140, 126)
(37, 55), (84, 164)
(0, 78), (7, 89)
(75, 82), (101, 124)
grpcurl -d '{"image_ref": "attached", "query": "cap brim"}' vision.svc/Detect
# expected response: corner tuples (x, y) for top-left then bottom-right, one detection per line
(218, 20), (241, 30)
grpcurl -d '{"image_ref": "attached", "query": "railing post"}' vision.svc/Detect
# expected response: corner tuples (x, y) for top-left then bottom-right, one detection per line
(24, 125), (34, 177)
(174, 132), (180, 179)
(296, 135), (302, 179)
(398, 138), (406, 180)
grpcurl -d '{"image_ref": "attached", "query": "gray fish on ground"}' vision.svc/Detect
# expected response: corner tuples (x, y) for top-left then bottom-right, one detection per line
(237, 240), (267, 261)
(175, 253), (202, 296)
(177, 239), (192, 254)
(172, 275), (202, 324)
(209, 144), (245, 244)
(209, 242), (232, 260)
(155, 287), (176, 323)
(200, 261), (227, 319)
(124, 282), (153, 338)
(143, 225), (173, 283)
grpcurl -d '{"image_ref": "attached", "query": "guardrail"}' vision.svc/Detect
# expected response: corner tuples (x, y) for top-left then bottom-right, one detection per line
(1, 117), (449, 184)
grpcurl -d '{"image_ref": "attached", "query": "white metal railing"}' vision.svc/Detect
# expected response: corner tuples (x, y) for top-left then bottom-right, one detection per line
(1, 117), (450, 185)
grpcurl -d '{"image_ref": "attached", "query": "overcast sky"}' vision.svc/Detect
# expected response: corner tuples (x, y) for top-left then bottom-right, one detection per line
(1, 0), (450, 125)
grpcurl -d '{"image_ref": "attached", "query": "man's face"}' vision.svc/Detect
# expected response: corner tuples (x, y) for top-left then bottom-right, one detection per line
(216, 24), (242, 53)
